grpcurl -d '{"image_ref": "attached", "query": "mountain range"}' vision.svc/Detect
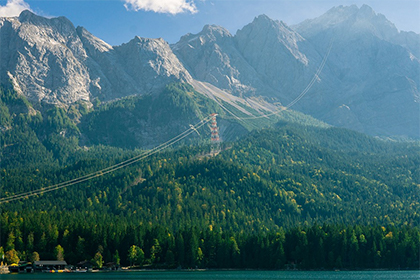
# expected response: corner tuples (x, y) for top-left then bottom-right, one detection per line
(1, 5), (419, 268)
(0, 4), (419, 140)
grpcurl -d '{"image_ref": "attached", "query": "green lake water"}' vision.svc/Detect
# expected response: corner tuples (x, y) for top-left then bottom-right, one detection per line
(1, 270), (419, 280)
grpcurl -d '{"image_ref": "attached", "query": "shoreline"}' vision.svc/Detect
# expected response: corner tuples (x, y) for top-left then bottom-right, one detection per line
(99, 268), (420, 273)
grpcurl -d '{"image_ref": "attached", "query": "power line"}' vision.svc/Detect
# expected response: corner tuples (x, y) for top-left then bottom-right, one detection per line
(221, 41), (333, 121)
(0, 43), (333, 204)
(0, 115), (213, 204)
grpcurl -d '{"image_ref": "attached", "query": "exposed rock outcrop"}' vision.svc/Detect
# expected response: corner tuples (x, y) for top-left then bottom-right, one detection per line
(0, 10), (192, 106)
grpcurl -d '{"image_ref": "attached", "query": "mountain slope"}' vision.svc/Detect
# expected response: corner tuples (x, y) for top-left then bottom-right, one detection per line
(172, 24), (274, 97)
(114, 36), (193, 94)
(234, 14), (316, 102)
(79, 83), (247, 148)
(292, 5), (420, 138)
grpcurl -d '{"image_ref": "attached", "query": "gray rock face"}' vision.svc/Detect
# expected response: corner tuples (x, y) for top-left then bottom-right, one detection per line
(115, 36), (192, 94)
(234, 15), (320, 102)
(0, 10), (90, 104)
(77, 27), (193, 101)
(172, 24), (269, 97)
(76, 26), (130, 101)
(294, 5), (399, 41)
(0, 10), (192, 105)
(392, 31), (420, 60)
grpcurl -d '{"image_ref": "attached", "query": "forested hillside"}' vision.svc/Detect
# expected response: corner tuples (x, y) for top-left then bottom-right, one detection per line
(0, 86), (419, 269)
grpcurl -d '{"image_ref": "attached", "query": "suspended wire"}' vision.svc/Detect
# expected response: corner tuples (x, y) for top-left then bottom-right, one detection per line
(1, 117), (211, 203)
(283, 41), (333, 109)
(208, 95), (260, 130)
(200, 83), (261, 130)
(0, 115), (213, 204)
(221, 40), (333, 121)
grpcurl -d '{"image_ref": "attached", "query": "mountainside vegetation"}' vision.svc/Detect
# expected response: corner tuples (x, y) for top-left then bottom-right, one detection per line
(0, 85), (419, 269)
(81, 83), (223, 148)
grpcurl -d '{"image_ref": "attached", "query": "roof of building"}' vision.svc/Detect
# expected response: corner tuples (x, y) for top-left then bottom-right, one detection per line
(33, 260), (67, 266)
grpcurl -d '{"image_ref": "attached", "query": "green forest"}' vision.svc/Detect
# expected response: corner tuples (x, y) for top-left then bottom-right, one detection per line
(0, 85), (419, 269)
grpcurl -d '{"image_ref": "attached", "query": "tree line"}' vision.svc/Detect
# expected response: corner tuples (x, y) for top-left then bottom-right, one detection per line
(1, 219), (418, 270)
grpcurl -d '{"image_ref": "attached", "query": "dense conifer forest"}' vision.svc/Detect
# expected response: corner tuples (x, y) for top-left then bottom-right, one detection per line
(0, 85), (419, 269)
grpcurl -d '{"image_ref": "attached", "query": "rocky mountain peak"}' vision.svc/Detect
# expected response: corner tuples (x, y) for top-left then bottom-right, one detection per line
(252, 14), (285, 29)
(358, 4), (375, 18)
(122, 36), (178, 58)
(0, 10), (90, 105)
(201, 24), (232, 38)
(235, 14), (308, 75)
(131, 35), (163, 43)
(172, 20), (265, 97)
(0, 11), (194, 105)
(241, 14), (299, 43)
(115, 35), (192, 91)
(174, 24), (232, 51)
(354, 5), (398, 39)
(19, 10), (76, 36)
(295, 4), (398, 41)
(231, 14), (312, 101)
(129, 35), (158, 46)
(18, 9), (44, 23)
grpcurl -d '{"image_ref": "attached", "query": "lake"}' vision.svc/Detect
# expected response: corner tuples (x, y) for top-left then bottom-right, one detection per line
(1, 270), (419, 280)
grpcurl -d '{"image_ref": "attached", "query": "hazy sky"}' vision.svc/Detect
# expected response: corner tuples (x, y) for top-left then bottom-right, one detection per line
(1, 0), (419, 46)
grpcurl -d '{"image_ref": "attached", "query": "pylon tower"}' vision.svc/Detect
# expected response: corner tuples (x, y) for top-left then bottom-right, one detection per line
(210, 113), (220, 155)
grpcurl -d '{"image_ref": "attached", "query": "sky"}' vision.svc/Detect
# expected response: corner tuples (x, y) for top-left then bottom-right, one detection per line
(0, 0), (419, 46)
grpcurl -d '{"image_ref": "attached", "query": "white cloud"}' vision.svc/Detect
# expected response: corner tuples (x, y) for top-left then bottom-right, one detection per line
(123, 0), (198, 15)
(0, 0), (32, 17)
